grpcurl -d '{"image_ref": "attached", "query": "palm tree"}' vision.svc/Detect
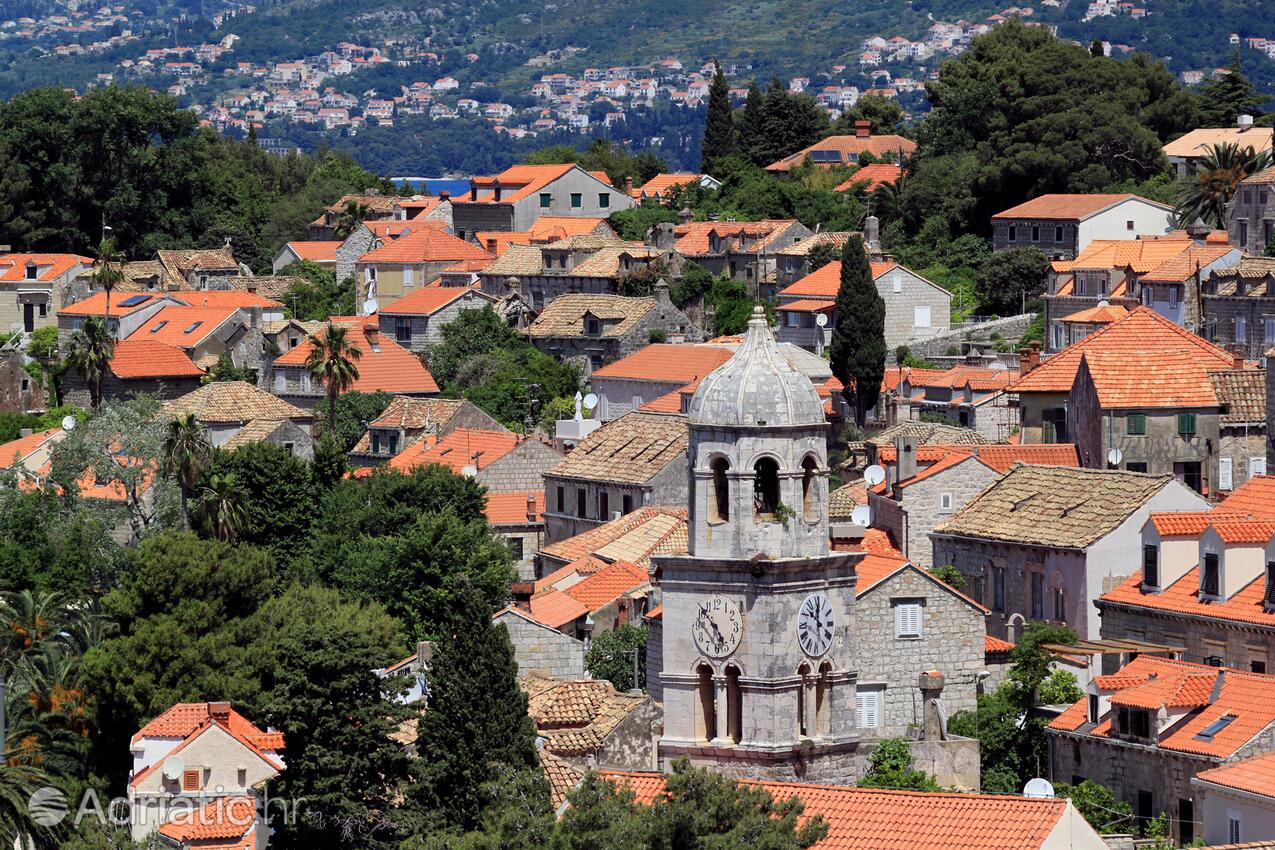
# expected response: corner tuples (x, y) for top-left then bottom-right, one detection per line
(332, 200), (371, 240)
(0, 761), (58, 849)
(91, 237), (124, 326)
(63, 316), (114, 411)
(194, 472), (251, 543)
(1174, 142), (1273, 229)
(305, 322), (362, 435)
(163, 414), (213, 530)
(869, 175), (905, 226)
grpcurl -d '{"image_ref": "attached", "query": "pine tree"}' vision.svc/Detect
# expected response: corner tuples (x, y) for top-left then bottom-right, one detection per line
(1198, 50), (1269, 126)
(700, 60), (736, 173)
(412, 577), (545, 832)
(829, 236), (885, 427)
(737, 82), (765, 165)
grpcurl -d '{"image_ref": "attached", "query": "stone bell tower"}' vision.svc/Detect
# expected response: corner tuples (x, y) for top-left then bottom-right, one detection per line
(651, 306), (860, 782)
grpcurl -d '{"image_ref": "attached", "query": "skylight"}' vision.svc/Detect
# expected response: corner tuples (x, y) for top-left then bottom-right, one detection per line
(150, 321), (168, 333)
(183, 321), (203, 334)
(119, 295), (151, 307)
(1194, 714), (1236, 741)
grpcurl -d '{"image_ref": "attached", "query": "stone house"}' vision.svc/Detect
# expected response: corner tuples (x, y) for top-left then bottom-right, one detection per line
(522, 672), (661, 774)
(153, 248), (250, 290)
(868, 441), (1080, 567)
(452, 164), (634, 238)
(307, 192), (402, 240)
(1047, 654), (1275, 844)
(526, 284), (703, 377)
(62, 339), (204, 408)
(492, 606), (584, 679)
(0, 252), (92, 334)
(349, 396), (506, 466)
(272, 240), (341, 274)
(775, 259), (951, 354)
(335, 218), (441, 283)
(897, 362), (1019, 439)
(1202, 257), (1275, 361)
(1163, 121), (1273, 179)
(537, 506), (688, 578)
(57, 291), (182, 346)
(161, 381), (313, 449)
(1208, 368), (1267, 490)
(542, 411), (688, 543)
(485, 491), (544, 579)
(269, 322), (439, 407)
(1192, 752), (1275, 846)
(0, 350), (45, 413)
(763, 124), (917, 173)
(852, 553), (989, 736)
(1226, 165), (1275, 256)
(773, 231), (859, 290)
(523, 555), (652, 639)
(377, 284), (496, 352)
(990, 194), (1174, 260)
(1095, 476), (1275, 671)
(355, 226), (492, 314)
(672, 218), (811, 298)
(588, 344), (733, 421)
(932, 465), (1209, 640)
(387, 427), (561, 494)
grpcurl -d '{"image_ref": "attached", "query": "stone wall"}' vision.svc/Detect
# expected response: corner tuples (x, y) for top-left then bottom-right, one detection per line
(495, 609), (585, 678)
(477, 439), (561, 493)
(597, 699), (662, 772)
(892, 459), (998, 567)
(1220, 426), (1267, 492)
(1098, 601), (1275, 672)
(902, 314), (1037, 362)
(0, 351), (46, 413)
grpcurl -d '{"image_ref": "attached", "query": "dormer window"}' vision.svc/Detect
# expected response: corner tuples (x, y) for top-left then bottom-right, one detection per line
(1202, 552), (1220, 597)
(24, 263), (37, 280)
(1142, 544), (1159, 589)
(585, 315), (601, 335)
(1118, 706), (1151, 739)
(1088, 694), (1099, 722)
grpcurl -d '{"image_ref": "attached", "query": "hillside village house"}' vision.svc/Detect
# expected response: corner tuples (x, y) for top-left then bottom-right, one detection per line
(628, 172), (720, 203)
(1048, 654), (1275, 844)
(349, 395), (505, 466)
(764, 121), (917, 173)
(0, 253), (92, 333)
(355, 226), (492, 314)
(585, 344), (735, 421)
(671, 218), (811, 298)
(377, 284), (495, 351)
(451, 164), (634, 238)
(61, 339), (203, 408)
(272, 239), (341, 274)
(162, 381), (314, 455)
(1227, 166), (1275, 256)
(1202, 257), (1275, 361)
(1192, 751), (1275, 845)
(991, 194), (1174, 260)
(526, 286), (703, 376)
(485, 491), (544, 579)
(515, 554), (652, 640)
(932, 465), (1209, 640)
(1095, 476), (1275, 670)
(522, 673), (661, 777)
(306, 192), (404, 239)
(387, 426), (561, 495)
(537, 505), (687, 577)
(773, 231), (859, 289)
(1163, 118), (1273, 178)
(542, 410), (688, 542)
(336, 218), (441, 283)
(776, 258), (951, 354)
(894, 362), (1019, 439)
(492, 605), (585, 679)
(270, 322), (439, 406)
(473, 215), (617, 256)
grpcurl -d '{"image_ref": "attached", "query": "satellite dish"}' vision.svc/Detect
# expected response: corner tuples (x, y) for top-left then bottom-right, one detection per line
(582, 393), (598, 411)
(161, 755), (185, 781)
(461, 464), (478, 477)
(815, 312), (828, 328)
(864, 465), (886, 487)
(61, 415), (77, 431)
(1097, 299), (1110, 308)
(1023, 778), (1055, 799)
(1107, 448), (1123, 466)
(851, 505), (871, 526)
(988, 360), (1009, 371)
(362, 298), (378, 316)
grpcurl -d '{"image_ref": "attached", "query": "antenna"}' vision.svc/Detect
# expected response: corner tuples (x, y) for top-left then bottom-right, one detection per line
(1023, 778), (1055, 799)
(161, 755), (185, 781)
(863, 465), (886, 487)
(1107, 448), (1124, 467)
(851, 505), (871, 526)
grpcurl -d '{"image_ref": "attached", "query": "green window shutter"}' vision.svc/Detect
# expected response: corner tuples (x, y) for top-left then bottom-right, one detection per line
(1178, 413), (1197, 437)
(1127, 414), (1146, 436)
(539, 193), (551, 208)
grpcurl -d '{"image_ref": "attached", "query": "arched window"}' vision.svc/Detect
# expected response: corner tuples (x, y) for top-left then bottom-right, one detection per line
(1007, 613), (1026, 645)
(815, 661), (833, 737)
(710, 457), (730, 523)
(725, 664), (743, 745)
(801, 455), (819, 522)
(753, 457), (780, 518)
(696, 664), (716, 742)
(796, 662), (811, 738)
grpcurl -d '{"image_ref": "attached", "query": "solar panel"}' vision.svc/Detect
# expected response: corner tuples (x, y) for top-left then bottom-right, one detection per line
(810, 150), (841, 163)
(118, 295), (151, 307)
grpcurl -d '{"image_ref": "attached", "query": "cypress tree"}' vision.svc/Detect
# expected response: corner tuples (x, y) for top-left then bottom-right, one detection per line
(700, 60), (736, 173)
(1198, 50), (1268, 126)
(829, 236), (885, 427)
(411, 577), (545, 832)
(737, 81), (764, 165)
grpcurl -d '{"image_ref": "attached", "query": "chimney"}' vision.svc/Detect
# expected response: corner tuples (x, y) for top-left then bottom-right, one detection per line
(964, 350), (982, 366)
(415, 640), (434, 669)
(1231, 344), (1246, 370)
(364, 323), (380, 343)
(653, 278), (672, 306)
(1209, 670), (1226, 704)
(624, 176), (633, 194)
(438, 191), (450, 201)
(894, 433), (917, 488)
(510, 582), (534, 611)
(1238, 114), (1255, 129)
(854, 119), (871, 138)
(208, 702), (232, 724)
(526, 493), (538, 522)
(492, 181), (502, 202)
(249, 306), (261, 330)
(679, 206), (694, 225)
(864, 215), (880, 251)
(1018, 342), (1041, 375)
(486, 238), (498, 253)
(918, 671), (947, 741)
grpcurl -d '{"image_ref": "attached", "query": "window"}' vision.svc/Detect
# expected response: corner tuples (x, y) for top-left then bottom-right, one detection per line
(576, 487), (586, 518)
(182, 769), (200, 791)
(403, 267), (414, 287)
(724, 664), (743, 744)
(1240, 221), (1250, 247)
(1229, 811), (1242, 846)
(1143, 544), (1159, 588)
(1219, 457), (1234, 490)
(1251, 457), (1267, 477)
(1267, 319), (1275, 344)
(1266, 562), (1275, 607)
(598, 192), (610, 208)
(1125, 708), (1151, 738)
(622, 494), (634, 515)
(786, 311), (800, 327)
(570, 192), (582, 209)
(939, 492), (954, 512)
(183, 321), (203, 335)
(387, 434), (398, 455)
(913, 305), (931, 328)
(1052, 586), (1065, 621)
(1126, 413), (1146, 436)
(1031, 225), (1040, 242)
(37, 303), (46, 317)
(1236, 315), (1247, 342)
(24, 264), (37, 280)
(710, 457), (730, 522)
(696, 665), (716, 741)
(556, 486), (565, 512)
(598, 490), (609, 520)
(150, 320), (168, 334)
(1055, 225), (1063, 241)
(1008, 225), (1017, 242)
(855, 688), (881, 729)
(801, 455), (818, 522)
(993, 567), (1005, 612)
(1177, 413), (1197, 438)
(371, 433), (381, 454)
(274, 373), (285, 392)
(1126, 462), (1148, 473)
(395, 317), (412, 344)
(1126, 219), (1135, 231)
(1031, 572), (1044, 619)
(539, 193), (552, 208)
(1202, 552), (1220, 597)
(753, 457), (780, 517)
(892, 272), (902, 293)
(894, 600), (922, 638)
(1088, 694), (1099, 723)
(509, 537), (524, 560)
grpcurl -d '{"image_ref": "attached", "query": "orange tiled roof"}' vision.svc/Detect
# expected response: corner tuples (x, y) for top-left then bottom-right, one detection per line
(1080, 349), (1223, 409)
(766, 134), (917, 172)
(388, 428), (520, 474)
(461, 163), (585, 205)
(0, 428), (61, 468)
(528, 588), (588, 628)
(109, 339), (203, 379)
(133, 306), (241, 347)
(60, 291), (171, 317)
(1140, 243), (1237, 283)
(1149, 512), (1213, 536)
(379, 284), (485, 316)
(778, 298), (836, 313)
(632, 173), (702, 199)
(1195, 751), (1275, 799)
(1214, 475), (1275, 518)
(172, 290), (283, 310)
(597, 771), (1071, 850)
(0, 253), (91, 282)
(993, 193), (1166, 220)
(562, 559), (649, 611)
(157, 796), (256, 843)
(529, 216), (612, 241)
(1109, 672), (1216, 710)
(985, 634), (1015, 653)
(359, 225), (492, 264)
(590, 343), (733, 384)
(1163, 126), (1274, 159)
(1008, 307), (1237, 395)
(485, 491), (544, 526)
(672, 219), (799, 256)
(1212, 519), (1275, 544)
(283, 240), (341, 262)
(834, 163), (903, 192)
(1051, 236), (1195, 275)
(539, 507), (688, 569)
(1059, 304), (1129, 324)
(778, 261), (899, 299)
(274, 324), (439, 394)
(363, 219), (439, 241)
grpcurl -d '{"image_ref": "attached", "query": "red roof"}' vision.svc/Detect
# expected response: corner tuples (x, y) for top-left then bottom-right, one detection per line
(274, 324), (439, 394)
(1008, 307), (1237, 395)
(1079, 349), (1224, 409)
(562, 559), (649, 611)
(1059, 304), (1130, 324)
(1101, 565), (1275, 629)
(359, 226), (492, 264)
(597, 771), (1072, 850)
(60, 291), (170, 317)
(1196, 751), (1275, 799)
(460, 163), (595, 205)
(528, 588), (589, 628)
(834, 163), (903, 192)
(778, 261), (899, 299)
(379, 284), (485, 316)
(133, 306), (240, 347)
(0, 253), (91, 281)
(109, 339), (203, 379)
(0, 428), (61, 467)
(170, 290), (283, 310)
(672, 220), (799, 256)
(1214, 475), (1275, 519)
(777, 298), (836, 313)
(1149, 512), (1212, 536)
(590, 343), (733, 384)
(632, 173), (703, 199)
(388, 428), (520, 474)
(766, 134), (917, 173)
(985, 634), (1015, 653)
(283, 240), (341, 262)
(992, 193), (1164, 220)
(485, 491), (544, 525)
(157, 796), (256, 844)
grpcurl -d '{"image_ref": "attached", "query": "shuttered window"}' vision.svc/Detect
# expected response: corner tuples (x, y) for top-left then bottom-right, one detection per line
(1142, 545), (1159, 588)
(894, 602), (922, 638)
(1202, 553), (1220, 597)
(183, 770), (200, 791)
(1219, 457), (1234, 491)
(855, 689), (880, 729)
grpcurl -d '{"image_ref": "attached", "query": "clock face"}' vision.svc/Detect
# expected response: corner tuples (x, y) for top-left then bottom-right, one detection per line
(797, 592), (835, 657)
(692, 595), (743, 658)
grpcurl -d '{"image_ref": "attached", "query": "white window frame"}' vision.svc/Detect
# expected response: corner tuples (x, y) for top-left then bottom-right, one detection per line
(939, 492), (954, 512)
(1236, 315), (1247, 343)
(855, 688), (881, 729)
(1251, 457), (1267, 477)
(913, 304), (931, 329)
(1219, 457), (1234, 491)
(892, 271), (902, 293)
(403, 267), (414, 287)
(894, 601), (922, 638)
(1228, 810), (1242, 845)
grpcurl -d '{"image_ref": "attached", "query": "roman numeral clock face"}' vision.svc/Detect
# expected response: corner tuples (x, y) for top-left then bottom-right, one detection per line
(798, 592), (835, 657)
(692, 594), (742, 658)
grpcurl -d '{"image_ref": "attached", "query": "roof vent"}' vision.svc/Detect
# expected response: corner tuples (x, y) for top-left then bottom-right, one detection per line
(1238, 114), (1255, 129)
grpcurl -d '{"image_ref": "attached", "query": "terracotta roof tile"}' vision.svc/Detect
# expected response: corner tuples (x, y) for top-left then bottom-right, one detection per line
(778, 260), (899, 298)
(1109, 672), (1216, 709)
(985, 634), (1015, 653)
(993, 193), (1168, 220)
(867, 422), (989, 447)
(1141, 243), (1237, 283)
(282, 241), (341, 263)
(1211, 519), (1275, 544)
(672, 219), (800, 256)
(0, 253), (91, 282)
(834, 163), (903, 192)
(133, 306), (241, 348)
(528, 589), (588, 628)
(485, 491), (544, 526)
(0, 428), (61, 470)
(360, 226), (492, 265)
(561, 559), (648, 611)
(1215, 476), (1275, 517)
(109, 339), (203, 379)
(61, 291), (172, 317)
(1163, 127), (1274, 158)
(539, 507), (688, 569)
(1209, 369), (1266, 424)
(776, 232), (858, 257)
(1195, 751), (1275, 800)
(523, 672), (648, 756)
(274, 324), (439, 394)
(766, 134), (917, 172)
(157, 796), (256, 843)
(1150, 512), (1213, 536)
(528, 293), (659, 339)
(379, 284), (488, 316)
(631, 173), (702, 199)
(529, 216), (613, 241)
(220, 419), (294, 452)
(1080, 349), (1223, 409)
(828, 481), (867, 520)
(163, 382), (310, 423)
(538, 747), (583, 810)
(388, 428), (521, 474)
(550, 412), (687, 485)
(368, 396), (470, 431)
(1059, 304), (1129, 324)
(590, 344), (733, 384)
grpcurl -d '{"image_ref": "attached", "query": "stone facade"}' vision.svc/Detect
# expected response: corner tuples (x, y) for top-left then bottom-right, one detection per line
(476, 439), (562, 493)
(494, 607), (586, 678)
(0, 351), (46, 413)
(63, 371), (202, 409)
(453, 167), (634, 237)
(1227, 178), (1275, 257)
(1202, 289), (1275, 362)
(853, 567), (986, 736)
(1098, 600), (1275, 673)
(380, 289), (495, 352)
(992, 199), (1174, 260)
(869, 456), (999, 567)
(545, 459), (686, 543)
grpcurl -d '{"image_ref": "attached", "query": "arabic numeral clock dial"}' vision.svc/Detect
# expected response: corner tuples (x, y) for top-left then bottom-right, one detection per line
(797, 592), (835, 657)
(692, 594), (743, 658)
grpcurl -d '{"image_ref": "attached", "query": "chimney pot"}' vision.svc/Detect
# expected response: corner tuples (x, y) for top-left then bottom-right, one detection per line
(854, 119), (871, 138)
(526, 493), (538, 522)
(510, 581), (534, 611)
(208, 702), (232, 723)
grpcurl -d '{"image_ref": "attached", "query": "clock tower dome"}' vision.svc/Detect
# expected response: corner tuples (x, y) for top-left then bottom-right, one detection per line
(652, 306), (861, 782)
